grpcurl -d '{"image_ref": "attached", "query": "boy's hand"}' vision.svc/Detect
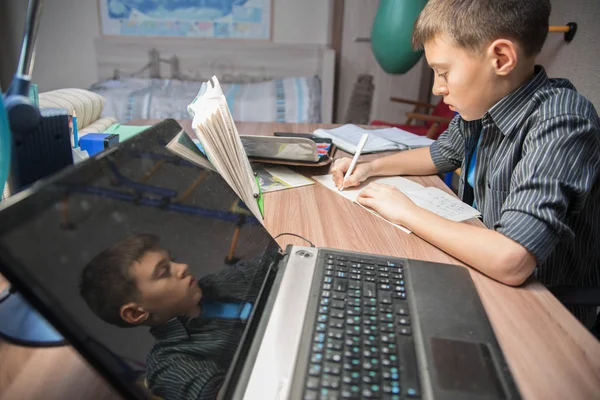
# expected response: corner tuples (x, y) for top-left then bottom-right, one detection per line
(356, 183), (417, 225)
(330, 157), (373, 190)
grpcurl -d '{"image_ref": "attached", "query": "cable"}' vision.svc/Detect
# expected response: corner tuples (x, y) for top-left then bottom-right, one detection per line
(273, 233), (315, 248)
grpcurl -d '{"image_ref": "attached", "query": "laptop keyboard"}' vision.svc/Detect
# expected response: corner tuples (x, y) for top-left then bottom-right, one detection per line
(303, 253), (421, 400)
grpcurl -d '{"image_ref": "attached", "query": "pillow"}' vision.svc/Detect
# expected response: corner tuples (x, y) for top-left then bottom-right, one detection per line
(92, 76), (322, 123)
(38, 88), (106, 130)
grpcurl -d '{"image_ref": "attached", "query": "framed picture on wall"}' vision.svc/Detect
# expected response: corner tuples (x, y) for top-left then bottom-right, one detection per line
(98, 0), (272, 40)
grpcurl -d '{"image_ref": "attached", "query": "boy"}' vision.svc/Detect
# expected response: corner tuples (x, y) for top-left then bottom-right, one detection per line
(80, 233), (268, 400)
(332, 0), (600, 326)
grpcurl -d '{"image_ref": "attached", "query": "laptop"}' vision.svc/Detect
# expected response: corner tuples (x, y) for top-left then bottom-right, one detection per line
(0, 119), (520, 400)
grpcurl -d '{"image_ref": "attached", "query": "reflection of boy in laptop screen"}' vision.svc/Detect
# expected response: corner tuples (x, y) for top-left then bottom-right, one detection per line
(80, 233), (265, 400)
(0, 120), (520, 400)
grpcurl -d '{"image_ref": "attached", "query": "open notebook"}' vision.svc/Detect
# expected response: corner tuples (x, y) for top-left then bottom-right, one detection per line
(312, 174), (481, 233)
(313, 124), (435, 154)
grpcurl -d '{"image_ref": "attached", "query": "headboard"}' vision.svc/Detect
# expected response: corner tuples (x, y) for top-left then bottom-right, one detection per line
(94, 37), (335, 123)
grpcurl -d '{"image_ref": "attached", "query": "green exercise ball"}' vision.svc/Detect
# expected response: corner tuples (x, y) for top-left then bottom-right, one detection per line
(371, 0), (427, 74)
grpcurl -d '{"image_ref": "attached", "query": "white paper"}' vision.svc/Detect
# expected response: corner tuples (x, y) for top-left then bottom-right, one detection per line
(402, 187), (481, 221)
(312, 174), (481, 234)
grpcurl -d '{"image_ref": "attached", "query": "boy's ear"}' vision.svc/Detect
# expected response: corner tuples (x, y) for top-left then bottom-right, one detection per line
(120, 302), (150, 325)
(487, 39), (518, 76)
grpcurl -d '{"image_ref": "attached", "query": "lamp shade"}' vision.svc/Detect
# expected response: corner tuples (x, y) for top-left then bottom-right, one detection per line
(371, 0), (428, 74)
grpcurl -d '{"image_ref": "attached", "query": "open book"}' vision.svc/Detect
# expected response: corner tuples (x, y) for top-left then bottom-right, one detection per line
(313, 124), (434, 154)
(183, 76), (264, 220)
(312, 174), (481, 234)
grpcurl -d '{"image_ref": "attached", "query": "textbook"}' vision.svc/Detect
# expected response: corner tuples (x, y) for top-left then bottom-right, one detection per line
(312, 124), (434, 154)
(253, 165), (315, 193)
(185, 76), (264, 220)
(166, 131), (313, 196)
(312, 174), (481, 234)
(165, 129), (215, 172)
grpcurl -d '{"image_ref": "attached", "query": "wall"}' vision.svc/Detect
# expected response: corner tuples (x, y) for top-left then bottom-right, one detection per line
(336, 0), (429, 124)
(538, 0), (600, 109)
(1, 0), (332, 92)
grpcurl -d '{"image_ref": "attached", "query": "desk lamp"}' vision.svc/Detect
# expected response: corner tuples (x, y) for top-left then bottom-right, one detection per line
(0, 0), (70, 346)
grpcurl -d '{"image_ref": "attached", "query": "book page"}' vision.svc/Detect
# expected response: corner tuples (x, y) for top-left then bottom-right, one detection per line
(187, 76), (263, 221)
(165, 129), (215, 172)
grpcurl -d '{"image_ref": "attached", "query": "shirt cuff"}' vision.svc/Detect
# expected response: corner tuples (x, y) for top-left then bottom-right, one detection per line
(495, 210), (561, 264)
(429, 141), (460, 173)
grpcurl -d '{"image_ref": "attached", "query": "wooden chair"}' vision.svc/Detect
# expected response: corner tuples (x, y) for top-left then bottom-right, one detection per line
(372, 97), (455, 140)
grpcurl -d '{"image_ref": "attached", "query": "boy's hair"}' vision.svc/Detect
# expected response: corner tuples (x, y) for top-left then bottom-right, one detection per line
(79, 233), (161, 327)
(412, 0), (551, 57)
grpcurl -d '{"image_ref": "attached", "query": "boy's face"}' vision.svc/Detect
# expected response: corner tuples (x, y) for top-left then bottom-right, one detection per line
(127, 249), (202, 324)
(424, 34), (501, 121)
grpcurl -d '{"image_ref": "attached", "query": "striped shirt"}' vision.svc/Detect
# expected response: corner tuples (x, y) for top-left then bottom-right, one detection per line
(145, 260), (268, 400)
(430, 66), (600, 321)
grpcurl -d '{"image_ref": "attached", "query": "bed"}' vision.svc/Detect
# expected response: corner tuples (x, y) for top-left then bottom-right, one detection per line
(90, 37), (335, 124)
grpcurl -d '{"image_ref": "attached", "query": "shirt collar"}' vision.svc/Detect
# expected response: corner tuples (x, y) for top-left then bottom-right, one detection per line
(486, 65), (548, 137)
(150, 316), (190, 341)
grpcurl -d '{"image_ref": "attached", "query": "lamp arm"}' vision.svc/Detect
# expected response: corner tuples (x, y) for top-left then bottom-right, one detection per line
(7, 0), (44, 97)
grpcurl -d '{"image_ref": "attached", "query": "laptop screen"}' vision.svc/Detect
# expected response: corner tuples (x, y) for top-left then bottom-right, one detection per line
(0, 120), (282, 399)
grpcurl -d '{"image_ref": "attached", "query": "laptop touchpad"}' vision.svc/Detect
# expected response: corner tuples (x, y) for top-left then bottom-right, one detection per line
(431, 337), (506, 399)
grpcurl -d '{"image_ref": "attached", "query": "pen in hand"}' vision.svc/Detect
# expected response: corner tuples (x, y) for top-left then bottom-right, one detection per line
(340, 133), (369, 191)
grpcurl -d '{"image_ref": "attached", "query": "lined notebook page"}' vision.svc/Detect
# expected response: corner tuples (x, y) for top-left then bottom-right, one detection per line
(312, 174), (481, 234)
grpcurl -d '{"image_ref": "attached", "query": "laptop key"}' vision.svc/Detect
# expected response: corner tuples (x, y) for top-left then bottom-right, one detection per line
(380, 291), (392, 304)
(363, 281), (376, 297)
(331, 300), (345, 309)
(399, 327), (412, 336)
(341, 384), (361, 398)
(332, 292), (346, 301)
(396, 306), (409, 316)
(307, 377), (320, 389)
(327, 338), (343, 351)
(304, 389), (319, 400)
(324, 362), (341, 376)
(329, 318), (344, 329)
(325, 350), (342, 363)
(322, 374), (340, 389)
(309, 363), (323, 376)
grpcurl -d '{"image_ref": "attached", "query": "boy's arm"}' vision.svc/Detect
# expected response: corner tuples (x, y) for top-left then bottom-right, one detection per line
(402, 205), (536, 286)
(357, 184), (536, 285)
(358, 113), (600, 286)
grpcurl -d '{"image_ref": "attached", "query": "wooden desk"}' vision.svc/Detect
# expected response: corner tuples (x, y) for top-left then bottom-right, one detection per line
(1, 122), (599, 400)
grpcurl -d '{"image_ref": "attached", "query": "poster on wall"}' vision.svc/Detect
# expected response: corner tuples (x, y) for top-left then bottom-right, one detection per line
(98, 0), (272, 40)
